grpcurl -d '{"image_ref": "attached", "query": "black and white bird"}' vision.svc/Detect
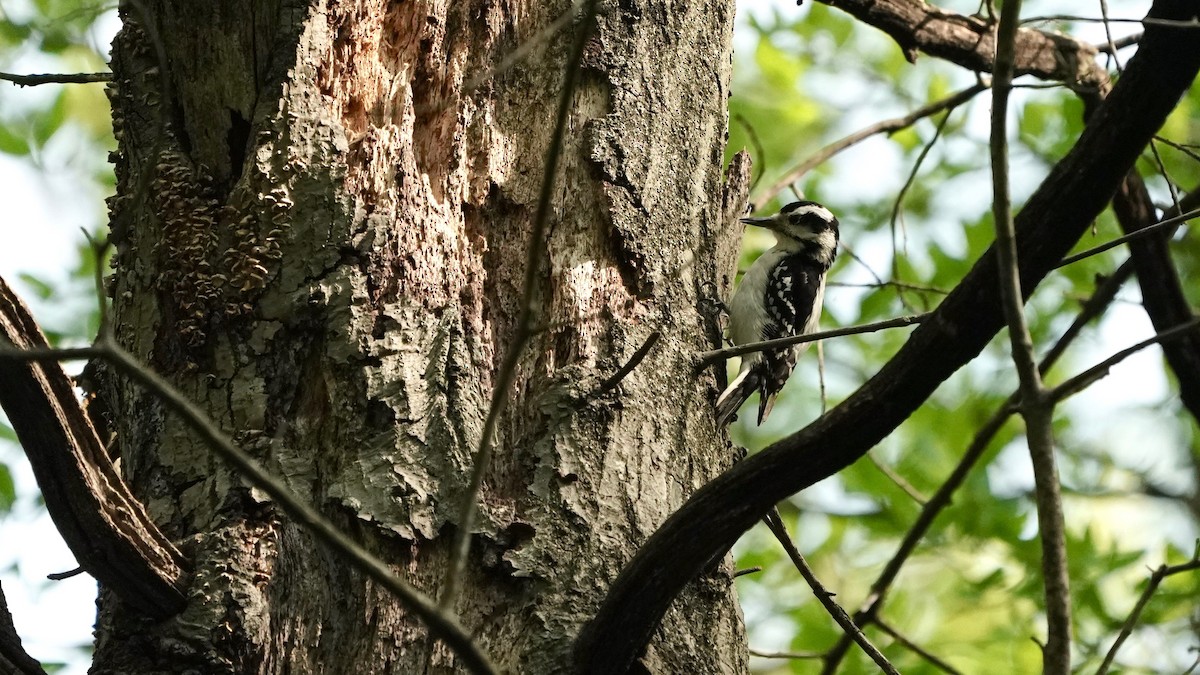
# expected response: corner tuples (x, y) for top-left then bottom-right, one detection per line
(715, 200), (840, 426)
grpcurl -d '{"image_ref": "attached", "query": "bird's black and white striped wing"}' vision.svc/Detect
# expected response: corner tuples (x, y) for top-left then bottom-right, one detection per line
(763, 255), (824, 341)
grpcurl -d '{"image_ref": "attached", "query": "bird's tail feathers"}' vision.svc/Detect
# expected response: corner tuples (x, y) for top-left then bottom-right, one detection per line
(715, 365), (763, 422)
(716, 352), (793, 427)
(715, 367), (756, 427)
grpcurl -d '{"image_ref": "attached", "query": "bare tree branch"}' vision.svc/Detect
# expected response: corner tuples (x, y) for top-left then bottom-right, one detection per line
(818, 0), (1109, 90)
(1096, 557), (1200, 675)
(1094, 32), (1142, 53)
(1025, 14), (1200, 28)
(0, 71), (111, 86)
(589, 332), (662, 397)
(990, 0), (1071, 670)
(761, 509), (899, 675)
(888, 99), (957, 287)
(1048, 318), (1200, 404)
(0, 332), (498, 674)
(874, 618), (962, 675)
(696, 314), (927, 366)
(755, 83), (987, 205)
(820, 258), (1133, 671)
(98, 341), (500, 675)
(573, 3), (1200, 670)
(1112, 181), (1200, 420)
(867, 452), (928, 504)
(1055, 207), (1200, 269)
(0, 277), (187, 619)
(748, 647), (823, 659)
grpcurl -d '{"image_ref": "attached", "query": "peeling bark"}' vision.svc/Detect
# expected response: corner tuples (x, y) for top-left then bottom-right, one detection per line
(97, 0), (749, 672)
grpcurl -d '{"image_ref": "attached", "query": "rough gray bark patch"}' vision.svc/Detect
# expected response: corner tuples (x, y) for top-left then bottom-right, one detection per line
(99, 0), (751, 672)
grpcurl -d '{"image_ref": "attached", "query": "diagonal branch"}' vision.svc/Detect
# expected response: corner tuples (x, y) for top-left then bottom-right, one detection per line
(818, 0), (1109, 90)
(1095, 557), (1200, 675)
(821, 257), (1132, 672)
(0, 283), (497, 673)
(0, 277), (187, 618)
(755, 83), (987, 205)
(1055, 206), (1200, 269)
(1112, 179), (1200, 421)
(0, 334), (500, 675)
(761, 509), (898, 674)
(1046, 318), (1200, 404)
(573, 3), (1200, 671)
(94, 342), (499, 675)
(874, 618), (962, 675)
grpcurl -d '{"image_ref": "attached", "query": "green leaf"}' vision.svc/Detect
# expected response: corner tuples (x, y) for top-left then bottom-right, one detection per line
(32, 91), (69, 145)
(0, 124), (31, 156)
(0, 464), (13, 512)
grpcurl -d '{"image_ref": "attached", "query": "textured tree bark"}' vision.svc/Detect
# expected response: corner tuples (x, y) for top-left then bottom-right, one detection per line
(96, 0), (749, 672)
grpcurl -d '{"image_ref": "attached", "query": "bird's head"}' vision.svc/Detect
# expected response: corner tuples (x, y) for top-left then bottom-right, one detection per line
(741, 200), (840, 254)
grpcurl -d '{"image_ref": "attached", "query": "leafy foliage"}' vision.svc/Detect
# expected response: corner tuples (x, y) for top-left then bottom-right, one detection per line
(727, 2), (1200, 673)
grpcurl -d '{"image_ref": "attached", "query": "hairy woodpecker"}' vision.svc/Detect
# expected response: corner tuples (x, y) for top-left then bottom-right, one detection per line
(715, 200), (840, 426)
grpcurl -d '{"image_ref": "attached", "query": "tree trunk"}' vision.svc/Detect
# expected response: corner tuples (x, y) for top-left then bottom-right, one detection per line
(97, 0), (750, 672)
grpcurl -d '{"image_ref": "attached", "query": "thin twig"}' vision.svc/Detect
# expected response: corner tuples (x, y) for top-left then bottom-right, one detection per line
(762, 508), (900, 675)
(733, 566), (763, 578)
(80, 230), (110, 332)
(12, 341), (497, 674)
(1097, 0), (1124, 76)
(889, 102), (956, 287)
(829, 280), (949, 295)
(696, 314), (927, 366)
(0, 345), (106, 362)
(441, 0), (597, 612)
(1047, 317), (1200, 404)
(992, 0), (1071, 670)
(1153, 136), (1200, 165)
(748, 647), (824, 659)
(1095, 557), (1200, 675)
(817, 340), (828, 413)
(1022, 14), (1200, 28)
(1055, 207), (1200, 269)
(867, 452), (928, 504)
(1093, 32), (1142, 53)
(837, 241), (888, 288)
(589, 332), (661, 397)
(0, 71), (111, 86)
(820, 260), (1132, 672)
(991, 0), (1042, 405)
(754, 83), (988, 205)
(875, 617), (963, 675)
(46, 567), (85, 581)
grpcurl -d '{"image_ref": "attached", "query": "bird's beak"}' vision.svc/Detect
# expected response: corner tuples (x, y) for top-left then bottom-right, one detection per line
(740, 216), (776, 227)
